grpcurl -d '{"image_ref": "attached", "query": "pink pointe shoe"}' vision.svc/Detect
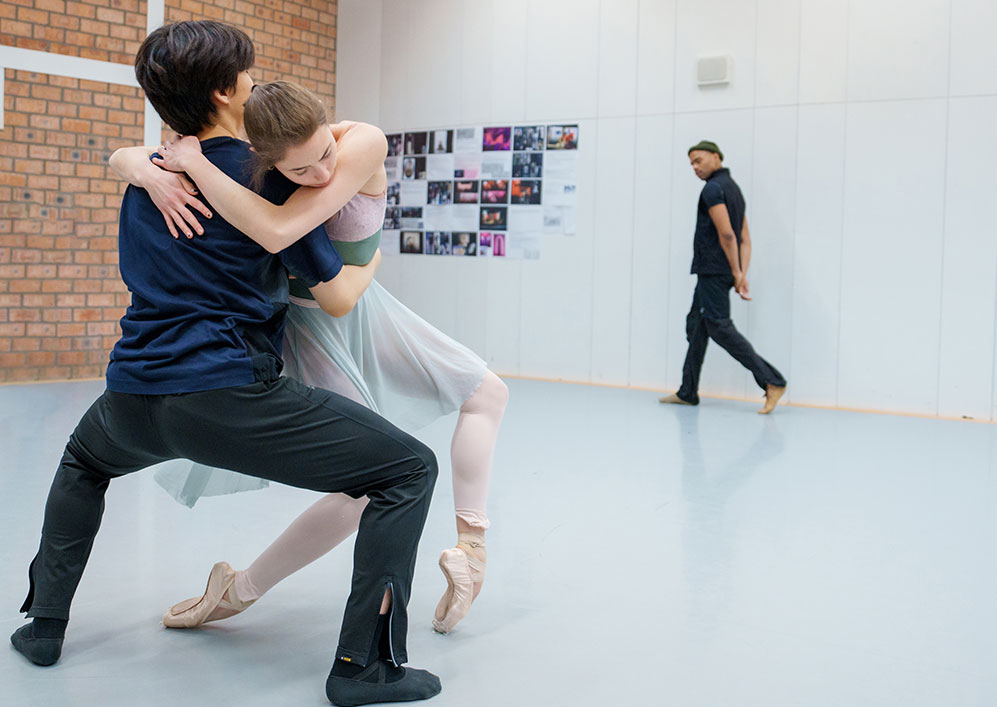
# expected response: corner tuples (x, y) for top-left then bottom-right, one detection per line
(162, 562), (255, 629)
(433, 533), (486, 634)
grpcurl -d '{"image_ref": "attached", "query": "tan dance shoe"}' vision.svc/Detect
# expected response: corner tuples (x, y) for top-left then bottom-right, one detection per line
(432, 533), (486, 634)
(162, 562), (255, 629)
(758, 385), (786, 414)
(658, 393), (694, 405)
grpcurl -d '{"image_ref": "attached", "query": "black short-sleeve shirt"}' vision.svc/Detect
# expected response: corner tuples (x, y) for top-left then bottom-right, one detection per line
(106, 136), (342, 394)
(691, 167), (746, 275)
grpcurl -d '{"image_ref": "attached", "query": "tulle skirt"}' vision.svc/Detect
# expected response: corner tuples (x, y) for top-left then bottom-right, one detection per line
(153, 279), (489, 507)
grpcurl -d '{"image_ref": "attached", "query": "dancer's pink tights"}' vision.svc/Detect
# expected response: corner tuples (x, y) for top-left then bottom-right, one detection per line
(233, 370), (508, 602)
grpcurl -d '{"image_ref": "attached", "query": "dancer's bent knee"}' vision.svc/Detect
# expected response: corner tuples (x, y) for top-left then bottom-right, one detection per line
(460, 371), (509, 418)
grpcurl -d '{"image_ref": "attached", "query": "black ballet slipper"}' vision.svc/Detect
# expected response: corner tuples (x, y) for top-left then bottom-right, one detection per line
(326, 659), (441, 706)
(10, 624), (63, 666)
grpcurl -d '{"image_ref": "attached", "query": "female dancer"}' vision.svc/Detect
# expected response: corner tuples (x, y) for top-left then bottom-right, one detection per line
(111, 81), (507, 634)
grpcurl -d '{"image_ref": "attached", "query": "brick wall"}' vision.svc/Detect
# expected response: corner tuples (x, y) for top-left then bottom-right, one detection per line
(0, 0), (338, 383)
(0, 73), (143, 381)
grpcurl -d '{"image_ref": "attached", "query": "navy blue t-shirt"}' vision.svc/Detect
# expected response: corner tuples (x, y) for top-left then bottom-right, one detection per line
(106, 136), (342, 394)
(691, 167), (746, 275)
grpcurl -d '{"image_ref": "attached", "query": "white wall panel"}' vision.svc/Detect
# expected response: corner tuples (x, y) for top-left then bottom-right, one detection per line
(993, 300), (997, 422)
(519, 118), (598, 380)
(597, 0), (639, 119)
(937, 97), (997, 420)
(669, 110), (755, 398)
(629, 114), (675, 389)
(484, 261), (522, 374)
(790, 104), (846, 406)
(519, 242), (595, 381)
(798, 0), (848, 104)
(375, 252), (403, 295)
(636, 0), (677, 116)
(666, 136), (704, 392)
(336, 0), (383, 123)
(847, 0), (950, 102)
(524, 0), (600, 121)
(453, 257), (490, 358)
(378, 0), (411, 130)
(343, 0), (997, 419)
(458, 0), (493, 125)
(404, 0), (463, 128)
(838, 100), (947, 414)
(590, 117), (636, 384)
(949, 0), (997, 97)
(398, 257), (459, 338)
(755, 0), (801, 107)
(487, 0), (529, 124)
(746, 107), (798, 399)
(674, 0), (757, 113)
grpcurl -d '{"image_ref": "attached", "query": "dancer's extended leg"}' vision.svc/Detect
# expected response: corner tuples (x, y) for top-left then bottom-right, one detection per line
(238, 494), (369, 601)
(433, 370), (508, 633)
(164, 372), (508, 632)
(163, 493), (370, 627)
(450, 370), (507, 531)
(164, 369), (372, 628)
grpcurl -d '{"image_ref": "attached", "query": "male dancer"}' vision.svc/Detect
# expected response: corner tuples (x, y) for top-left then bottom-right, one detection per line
(10, 21), (441, 706)
(660, 140), (787, 414)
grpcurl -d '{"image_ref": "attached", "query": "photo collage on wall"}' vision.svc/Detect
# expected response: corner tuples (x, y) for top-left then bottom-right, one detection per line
(382, 123), (579, 260)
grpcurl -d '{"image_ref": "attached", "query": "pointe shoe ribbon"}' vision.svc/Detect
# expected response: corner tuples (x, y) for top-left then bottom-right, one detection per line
(433, 532), (486, 634)
(162, 561), (254, 629)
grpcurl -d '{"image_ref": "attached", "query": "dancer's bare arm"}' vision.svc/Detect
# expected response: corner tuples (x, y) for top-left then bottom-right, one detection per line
(737, 217), (752, 300)
(330, 120), (359, 140)
(108, 146), (212, 239)
(331, 122), (388, 195)
(153, 124), (388, 253)
(739, 216), (752, 275)
(309, 249), (381, 317)
(708, 203), (752, 301)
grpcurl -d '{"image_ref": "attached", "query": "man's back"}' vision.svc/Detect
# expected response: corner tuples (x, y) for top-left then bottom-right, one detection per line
(107, 137), (339, 394)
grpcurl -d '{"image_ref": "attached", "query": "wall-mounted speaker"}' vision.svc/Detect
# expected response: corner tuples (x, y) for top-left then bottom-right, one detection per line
(696, 55), (732, 86)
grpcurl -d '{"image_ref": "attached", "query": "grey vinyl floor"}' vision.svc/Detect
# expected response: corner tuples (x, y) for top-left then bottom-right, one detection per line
(1, 378), (995, 707)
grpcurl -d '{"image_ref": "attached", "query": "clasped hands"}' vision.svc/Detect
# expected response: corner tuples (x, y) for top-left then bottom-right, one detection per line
(144, 135), (209, 239)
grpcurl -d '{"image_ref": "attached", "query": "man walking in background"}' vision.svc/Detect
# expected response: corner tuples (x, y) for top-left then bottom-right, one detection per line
(659, 140), (787, 414)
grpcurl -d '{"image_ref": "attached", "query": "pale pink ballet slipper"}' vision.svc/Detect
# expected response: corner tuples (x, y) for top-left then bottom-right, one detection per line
(432, 533), (486, 634)
(162, 562), (255, 629)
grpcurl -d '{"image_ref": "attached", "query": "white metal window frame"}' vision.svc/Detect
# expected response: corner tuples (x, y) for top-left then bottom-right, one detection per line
(0, 0), (165, 145)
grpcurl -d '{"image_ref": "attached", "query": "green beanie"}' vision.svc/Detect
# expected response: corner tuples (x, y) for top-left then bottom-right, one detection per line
(688, 140), (723, 161)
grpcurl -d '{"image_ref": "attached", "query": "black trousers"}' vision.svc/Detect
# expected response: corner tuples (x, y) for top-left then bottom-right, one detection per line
(677, 274), (786, 404)
(19, 376), (437, 667)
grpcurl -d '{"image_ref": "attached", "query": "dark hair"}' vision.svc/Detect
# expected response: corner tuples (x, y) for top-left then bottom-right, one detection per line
(135, 21), (255, 136)
(244, 81), (328, 188)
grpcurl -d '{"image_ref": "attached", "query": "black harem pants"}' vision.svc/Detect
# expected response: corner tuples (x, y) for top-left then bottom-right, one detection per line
(677, 274), (786, 404)
(19, 376), (437, 667)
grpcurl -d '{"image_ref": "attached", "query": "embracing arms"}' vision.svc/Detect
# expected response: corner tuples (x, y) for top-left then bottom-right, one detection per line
(107, 130), (386, 318)
(108, 146), (213, 239)
(154, 123), (387, 253)
(108, 122), (386, 252)
(309, 249), (381, 317)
